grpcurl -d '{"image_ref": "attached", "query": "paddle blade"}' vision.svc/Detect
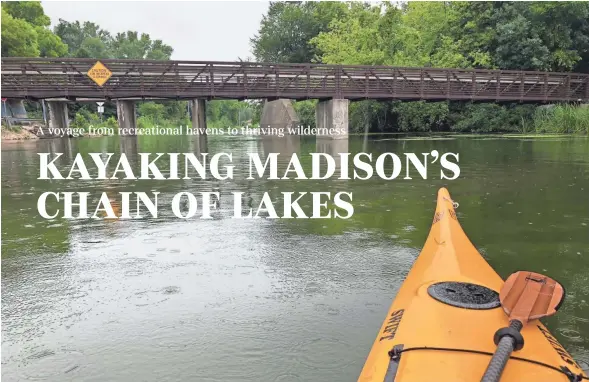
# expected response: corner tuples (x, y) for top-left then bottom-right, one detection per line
(500, 271), (565, 324)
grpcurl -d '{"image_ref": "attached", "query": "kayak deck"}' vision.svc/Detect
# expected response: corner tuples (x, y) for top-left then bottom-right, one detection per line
(359, 188), (586, 382)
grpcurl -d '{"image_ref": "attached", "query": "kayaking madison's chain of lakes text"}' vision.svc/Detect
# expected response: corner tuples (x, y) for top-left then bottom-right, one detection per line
(36, 151), (460, 220)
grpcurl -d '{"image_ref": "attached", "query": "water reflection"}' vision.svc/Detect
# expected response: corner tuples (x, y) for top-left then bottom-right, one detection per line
(317, 137), (349, 176)
(119, 136), (139, 158)
(261, 132), (301, 158)
(188, 134), (208, 155)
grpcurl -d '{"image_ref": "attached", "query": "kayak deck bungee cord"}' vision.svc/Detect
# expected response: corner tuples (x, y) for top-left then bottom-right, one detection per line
(359, 188), (587, 382)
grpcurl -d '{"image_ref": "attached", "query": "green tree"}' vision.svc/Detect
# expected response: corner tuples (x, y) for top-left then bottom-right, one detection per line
(311, 4), (385, 65)
(448, 2), (589, 71)
(293, 100), (316, 128)
(75, 37), (111, 59)
(138, 102), (166, 123)
(110, 31), (173, 60)
(525, 2), (589, 72)
(391, 2), (472, 68)
(36, 27), (68, 57)
(1, 9), (40, 57)
(312, 2), (472, 68)
(207, 100), (255, 127)
(1, 1), (67, 58)
(54, 20), (174, 60)
(303, 1), (589, 133)
(395, 101), (449, 132)
(251, 1), (348, 63)
(1, 1), (50, 27)
(54, 20), (112, 58)
(147, 40), (174, 60)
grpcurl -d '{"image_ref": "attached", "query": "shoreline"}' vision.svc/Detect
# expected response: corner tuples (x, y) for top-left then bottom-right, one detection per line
(1, 127), (39, 141)
(1, 125), (110, 142)
(2, 124), (587, 143)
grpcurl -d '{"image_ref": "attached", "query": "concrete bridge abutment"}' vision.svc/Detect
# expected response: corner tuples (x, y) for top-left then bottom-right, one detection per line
(117, 100), (137, 135)
(316, 99), (349, 139)
(259, 98), (350, 140)
(47, 101), (69, 129)
(260, 99), (299, 132)
(190, 99), (207, 132)
(4, 99), (28, 118)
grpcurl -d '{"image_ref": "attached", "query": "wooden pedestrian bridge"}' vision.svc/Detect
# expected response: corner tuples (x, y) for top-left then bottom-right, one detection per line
(2, 57), (588, 102)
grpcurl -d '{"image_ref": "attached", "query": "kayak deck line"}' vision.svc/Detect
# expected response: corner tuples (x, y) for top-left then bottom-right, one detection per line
(385, 346), (588, 381)
(359, 187), (587, 382)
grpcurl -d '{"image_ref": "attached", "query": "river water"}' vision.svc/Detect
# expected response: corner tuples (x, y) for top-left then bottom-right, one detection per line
(2, 134), (588, 381)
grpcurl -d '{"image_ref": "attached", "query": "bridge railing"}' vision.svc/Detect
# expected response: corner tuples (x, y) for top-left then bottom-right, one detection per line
(1, 58), (588, 102)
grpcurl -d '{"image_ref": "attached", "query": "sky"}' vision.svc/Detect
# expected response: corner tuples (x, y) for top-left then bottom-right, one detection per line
(41, 1), (270, 61)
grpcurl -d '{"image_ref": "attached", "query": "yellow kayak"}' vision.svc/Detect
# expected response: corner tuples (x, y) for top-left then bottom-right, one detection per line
(359, 187), (587, 382)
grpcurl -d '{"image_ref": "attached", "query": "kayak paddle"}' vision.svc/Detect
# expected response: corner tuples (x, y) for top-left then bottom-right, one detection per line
(480, 271), (565, 382)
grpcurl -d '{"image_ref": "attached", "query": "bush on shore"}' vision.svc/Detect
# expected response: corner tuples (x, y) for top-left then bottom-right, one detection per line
(533, 104), (589, 134)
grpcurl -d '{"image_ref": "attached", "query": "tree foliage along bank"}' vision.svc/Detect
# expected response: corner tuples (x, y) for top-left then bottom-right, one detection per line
(2, 2), (587, 133)
(1, 2), (66, 58)
(1, 1), (254, 129)
(252, 2), (589, 134)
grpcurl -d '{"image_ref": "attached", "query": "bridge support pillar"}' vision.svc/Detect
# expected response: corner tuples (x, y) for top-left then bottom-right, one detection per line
(47, 101), (69, 129)
(260, 99), (299, 133)
(316, 99), (348, 139)
(5, 99), (28, 118)
(190, 99), (207, 133)
(117, 100), (136, 135)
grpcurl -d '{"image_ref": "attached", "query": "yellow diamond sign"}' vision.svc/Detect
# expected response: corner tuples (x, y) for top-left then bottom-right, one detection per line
(87, 61), (112, 86)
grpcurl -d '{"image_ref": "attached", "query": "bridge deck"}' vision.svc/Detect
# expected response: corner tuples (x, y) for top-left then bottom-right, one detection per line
(2, 58), (588, 102)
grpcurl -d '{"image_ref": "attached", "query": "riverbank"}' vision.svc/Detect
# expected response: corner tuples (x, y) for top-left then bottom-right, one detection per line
(2, 126), (586, 143)
(1, 125), (114, 141)
(1, 125), (39, 141)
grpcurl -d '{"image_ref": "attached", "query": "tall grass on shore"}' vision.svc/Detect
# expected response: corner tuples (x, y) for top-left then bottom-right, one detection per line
(534, 104), (589, 134)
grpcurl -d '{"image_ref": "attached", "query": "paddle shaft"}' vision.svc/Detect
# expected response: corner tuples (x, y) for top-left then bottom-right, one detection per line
(480, 320), (523, 382)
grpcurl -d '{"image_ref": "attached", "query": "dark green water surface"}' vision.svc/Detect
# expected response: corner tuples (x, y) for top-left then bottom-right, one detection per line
(2, 134), (588, 381)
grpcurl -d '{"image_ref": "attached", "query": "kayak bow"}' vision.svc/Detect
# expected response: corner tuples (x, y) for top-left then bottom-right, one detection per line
(359, 187), (586, 382)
